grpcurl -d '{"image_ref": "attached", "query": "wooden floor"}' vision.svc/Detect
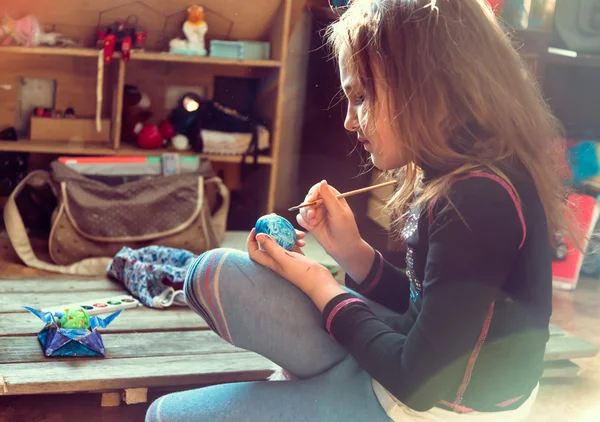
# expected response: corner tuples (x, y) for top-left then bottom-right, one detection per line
(0, 232), (599, 421)
(528, 277), (600, 422)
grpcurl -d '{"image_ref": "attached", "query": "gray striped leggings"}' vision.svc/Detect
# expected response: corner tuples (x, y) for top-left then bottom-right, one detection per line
(145, 247), (393, 422)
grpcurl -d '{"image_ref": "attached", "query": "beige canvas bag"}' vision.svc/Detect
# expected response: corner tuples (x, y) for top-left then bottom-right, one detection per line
(3, 161), (229, 276)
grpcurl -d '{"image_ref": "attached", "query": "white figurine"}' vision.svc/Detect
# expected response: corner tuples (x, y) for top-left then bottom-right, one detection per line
(169, 5), (207, 56)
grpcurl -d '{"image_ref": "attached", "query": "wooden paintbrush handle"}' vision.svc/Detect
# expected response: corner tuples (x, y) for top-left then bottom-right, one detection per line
(288, 179), (396, 211)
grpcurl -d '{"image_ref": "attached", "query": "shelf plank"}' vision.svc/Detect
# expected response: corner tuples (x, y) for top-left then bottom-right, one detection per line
(0, 140), (273, 164)
(0, 46), (280, 68)
(0, 140), (113, 155)
(116, 144), (274, 164)
(0, 46), (100, 58)
(129, 50), (281, 68)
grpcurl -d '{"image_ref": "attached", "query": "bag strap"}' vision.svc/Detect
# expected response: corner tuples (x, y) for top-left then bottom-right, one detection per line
(204, 176), (230, 247)
(4, 170), (111, 276)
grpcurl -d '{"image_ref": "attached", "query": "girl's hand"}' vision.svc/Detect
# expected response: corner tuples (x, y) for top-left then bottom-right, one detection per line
(247, 229), (341, 303)
(296, 181), (363, 264)
(296, 180), (375, 282)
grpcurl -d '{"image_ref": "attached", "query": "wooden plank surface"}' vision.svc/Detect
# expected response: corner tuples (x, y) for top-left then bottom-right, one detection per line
(0, 278), (119, 294)
(0, 352), (275, 395)
(0, 307), (207, 337)
(0, 290), (129, 313)
(541, 360), (580, 379)
(0, 47), (281, 67)
(0, 140), (274, 163)
(549, 324), (565, 337)
(0, 140), (114, 155)
(0, 46), (99, 57)
(3, 328), (592, 365)
(544, 334), (599, 361)
(129, 51), (281, 68)
(0, 331), (239, 364)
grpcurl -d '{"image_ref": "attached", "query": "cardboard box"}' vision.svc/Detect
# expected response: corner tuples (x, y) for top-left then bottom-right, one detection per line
(30, 117), (111, 143)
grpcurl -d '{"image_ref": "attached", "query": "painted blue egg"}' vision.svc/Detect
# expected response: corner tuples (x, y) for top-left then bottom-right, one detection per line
(255, 214), (297, 250)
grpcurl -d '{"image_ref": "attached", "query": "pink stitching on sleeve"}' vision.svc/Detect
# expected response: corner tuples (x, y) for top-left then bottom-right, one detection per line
(360, 250), (384, 295)
(325, 298), (365, 333)
(450, 301), (496, 411)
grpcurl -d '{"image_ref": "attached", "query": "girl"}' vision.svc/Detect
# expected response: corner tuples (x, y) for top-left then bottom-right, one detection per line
(146, 0), (567, 420)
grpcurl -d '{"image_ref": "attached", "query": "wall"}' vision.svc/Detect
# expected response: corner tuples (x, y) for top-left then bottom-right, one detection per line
(272, 9), (312, 213)
(2, 0), (286, 49)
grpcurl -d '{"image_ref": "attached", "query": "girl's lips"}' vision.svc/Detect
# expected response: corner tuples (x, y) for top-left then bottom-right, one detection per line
(358, 137), (369, 144)
(360, 139), (372, 152)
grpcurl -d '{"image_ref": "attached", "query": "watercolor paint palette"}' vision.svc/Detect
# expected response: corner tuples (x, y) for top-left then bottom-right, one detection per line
(41, 295), (141, 316)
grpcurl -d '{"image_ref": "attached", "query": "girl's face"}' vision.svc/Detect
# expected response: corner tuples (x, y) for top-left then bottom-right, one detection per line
(339, 48), (405, 171)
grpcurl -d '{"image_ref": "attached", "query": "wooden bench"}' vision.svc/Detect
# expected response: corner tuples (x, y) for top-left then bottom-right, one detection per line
(0, 232), (597, 406)
(0, 232), (338, 406)
(542, 324), (599, 378)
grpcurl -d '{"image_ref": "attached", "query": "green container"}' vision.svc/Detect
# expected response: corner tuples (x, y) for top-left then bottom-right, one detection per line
(209, 40), (270, 60)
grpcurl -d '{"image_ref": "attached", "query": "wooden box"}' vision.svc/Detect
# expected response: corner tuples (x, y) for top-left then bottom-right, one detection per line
(30, 117), (110, 143)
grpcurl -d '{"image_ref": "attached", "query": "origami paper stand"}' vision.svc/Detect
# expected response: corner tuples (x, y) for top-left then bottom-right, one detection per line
(24, 306), (122, 357)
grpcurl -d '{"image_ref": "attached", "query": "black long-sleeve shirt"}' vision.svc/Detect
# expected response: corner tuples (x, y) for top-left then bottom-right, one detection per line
(322, 169), (552, 413)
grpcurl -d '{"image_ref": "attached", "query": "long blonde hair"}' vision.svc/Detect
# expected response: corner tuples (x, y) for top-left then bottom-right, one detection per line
(326, 0), (570, 240)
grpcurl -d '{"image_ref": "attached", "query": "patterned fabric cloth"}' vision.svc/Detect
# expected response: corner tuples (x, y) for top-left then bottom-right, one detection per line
(106, 246), (197, 308)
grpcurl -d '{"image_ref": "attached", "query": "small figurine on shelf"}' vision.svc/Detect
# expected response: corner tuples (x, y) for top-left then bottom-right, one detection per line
(157, 93), (204, 151)
(0, 15), (41, 46)
(169, 5), (208, 56)
(96, 17), (147, 64)
(33, 107), (53, 118)
(64, 107), (76, 118)
(0, 15), (73, 47)
(122, 84), (152, 144)
(137, 123), (166, 149)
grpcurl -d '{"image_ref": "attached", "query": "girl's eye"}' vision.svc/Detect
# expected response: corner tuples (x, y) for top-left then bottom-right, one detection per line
(354, 96), (365, 105)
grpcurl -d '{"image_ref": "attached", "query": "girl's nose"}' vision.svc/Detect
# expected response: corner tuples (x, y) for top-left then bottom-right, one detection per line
(344, 105), (358, 132)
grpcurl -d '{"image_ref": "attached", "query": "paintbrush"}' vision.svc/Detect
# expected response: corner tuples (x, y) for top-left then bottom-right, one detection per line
(288, 180), (396, 211)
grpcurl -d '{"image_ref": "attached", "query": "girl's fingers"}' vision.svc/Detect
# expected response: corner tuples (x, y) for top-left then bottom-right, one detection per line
(296, 213), (311, 231)
(325, 184), (349, 208)
(248, 232), (279, 271)
(299, 205), (313, 224)
(295, 230), (306, 239)
(246, 228), (259, 253)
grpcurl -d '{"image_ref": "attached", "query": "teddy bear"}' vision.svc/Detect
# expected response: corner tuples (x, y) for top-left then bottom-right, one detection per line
(121, 84), (152, 144)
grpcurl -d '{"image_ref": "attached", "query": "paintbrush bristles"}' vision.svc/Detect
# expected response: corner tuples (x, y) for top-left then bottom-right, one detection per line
(288, 180), (396, 212)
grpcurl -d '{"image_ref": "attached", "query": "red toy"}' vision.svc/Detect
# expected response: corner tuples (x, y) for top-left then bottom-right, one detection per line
(121, 84), (152, 144)
(97, 17), (146, 64)
(158, 120), (176, 140)
(137, 123), (165, 149)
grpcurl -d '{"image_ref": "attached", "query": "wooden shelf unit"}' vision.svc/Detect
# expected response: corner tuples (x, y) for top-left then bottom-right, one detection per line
(0, 0), (295, 214)
(0, 46), (282, 68)
(0, 140), (274, 163)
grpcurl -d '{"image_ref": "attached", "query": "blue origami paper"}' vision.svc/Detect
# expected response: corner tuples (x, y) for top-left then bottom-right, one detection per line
(24, 306), (121, 357)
